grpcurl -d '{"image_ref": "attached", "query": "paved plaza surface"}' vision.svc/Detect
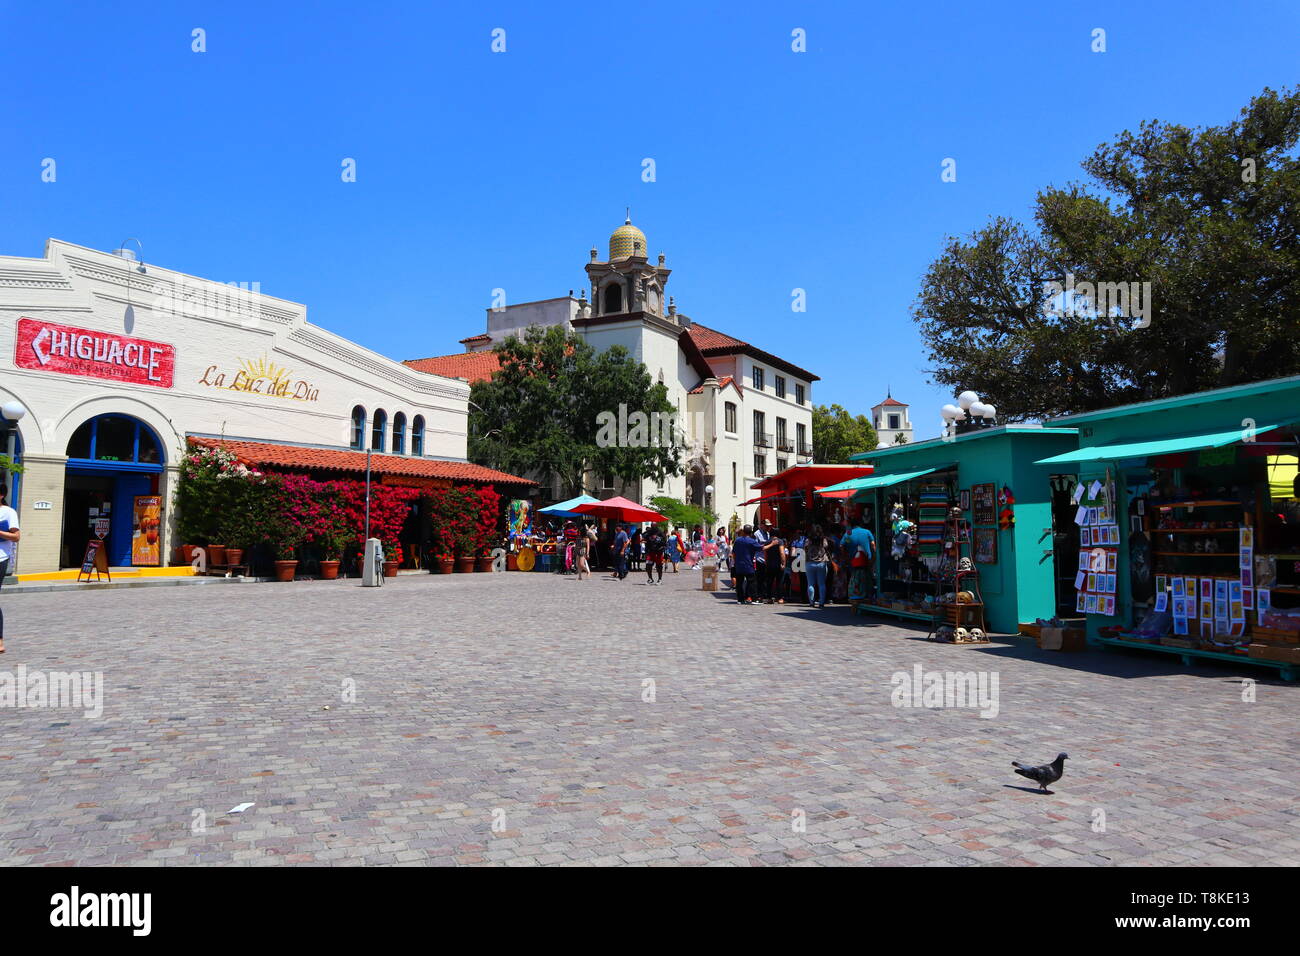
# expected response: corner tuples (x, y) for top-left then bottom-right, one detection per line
(1, 569), (1297, 867)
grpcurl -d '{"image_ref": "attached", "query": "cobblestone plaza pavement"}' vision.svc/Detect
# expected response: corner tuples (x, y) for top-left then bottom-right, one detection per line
(2, 571), (1297, 867)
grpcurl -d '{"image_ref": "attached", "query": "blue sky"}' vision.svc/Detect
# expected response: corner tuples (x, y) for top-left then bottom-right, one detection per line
(4, 1), (1295, 439)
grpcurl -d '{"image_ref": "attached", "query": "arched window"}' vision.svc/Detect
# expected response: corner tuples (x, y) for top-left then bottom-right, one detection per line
(371, 409), (387, 451)
(603, 282), (622, 314)
(411, 415), (425, 457)
(64, 414), (164, 470)
(350, 406), (366, 449)
(392, 412), (407, 455)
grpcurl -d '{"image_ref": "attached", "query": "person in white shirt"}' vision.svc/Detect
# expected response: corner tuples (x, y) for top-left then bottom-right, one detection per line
(0, 485), (20, 653)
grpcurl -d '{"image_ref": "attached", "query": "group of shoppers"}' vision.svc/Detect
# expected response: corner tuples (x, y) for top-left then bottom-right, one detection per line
(728, 515), (875, 607)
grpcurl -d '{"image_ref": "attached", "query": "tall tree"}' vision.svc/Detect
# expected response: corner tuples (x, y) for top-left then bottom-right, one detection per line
(915, 86), (1300, 420)
(812, 403), (878, 462)
(468, 325), (684, 497)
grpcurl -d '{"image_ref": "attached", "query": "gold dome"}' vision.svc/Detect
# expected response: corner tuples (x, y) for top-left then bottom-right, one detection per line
(609, 217), (647, 260)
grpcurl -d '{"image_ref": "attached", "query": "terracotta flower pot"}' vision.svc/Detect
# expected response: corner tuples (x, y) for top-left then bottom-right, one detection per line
(475, 556), (493, 572)
(179, 544), (198, 565)
(273, 560), (298, 582)
(226, 548), (245, 566)
(506, 552), (519, 572)
(438, 558), (455, 574)
(383, 562), (399, 578)
(319, 560), (340, 580)
(207, 544), (228, 565)
(455, 556), (475, 573)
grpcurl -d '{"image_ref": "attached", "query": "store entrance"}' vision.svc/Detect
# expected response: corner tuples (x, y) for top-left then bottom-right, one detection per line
(1048, 474), (1082, 617)
(61, 413), (165, 568)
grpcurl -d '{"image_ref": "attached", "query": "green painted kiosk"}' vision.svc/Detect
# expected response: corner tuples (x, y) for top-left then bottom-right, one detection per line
(828, 425), (1080, 634)
(1037, 374), (1300, 680)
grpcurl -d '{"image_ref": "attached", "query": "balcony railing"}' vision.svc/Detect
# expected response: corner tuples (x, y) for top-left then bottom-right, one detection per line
(755, 432), (773, 448)
(777, 437), (794, 452)
(797, 441), (813, 457)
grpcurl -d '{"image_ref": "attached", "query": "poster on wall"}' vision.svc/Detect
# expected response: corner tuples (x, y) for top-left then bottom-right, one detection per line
(972, 483), (996, 524)
(973, 527), (997, 563)
(132, 495), (162, 566)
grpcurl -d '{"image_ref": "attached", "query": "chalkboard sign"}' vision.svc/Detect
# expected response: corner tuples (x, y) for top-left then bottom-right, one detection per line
(77, 539), (111, 583)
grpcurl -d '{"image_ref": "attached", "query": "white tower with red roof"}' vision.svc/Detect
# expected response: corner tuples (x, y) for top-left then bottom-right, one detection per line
(872, 391), (913, 445)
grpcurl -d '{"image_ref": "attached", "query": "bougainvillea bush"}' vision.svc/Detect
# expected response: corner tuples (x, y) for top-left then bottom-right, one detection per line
(175, 440), (501, 565)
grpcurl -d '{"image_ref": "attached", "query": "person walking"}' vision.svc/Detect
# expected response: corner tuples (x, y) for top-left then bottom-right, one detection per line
(0, 486), (20, 653)
(643, 524), (666, 585)
(612, 523), (631, 580)
(763, 528), (786, 604)
(840, 515), (877, 603)
(575, 521), (596, 580)
(629, 528), (643, 572)
(804, 524), (832, 608)
(667, 527), (685, 572)
(752, 519), (772, 601)
(730, 525), (760, 605)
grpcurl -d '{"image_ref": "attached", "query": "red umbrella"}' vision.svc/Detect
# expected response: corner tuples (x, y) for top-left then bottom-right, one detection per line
(572, 496), (667, 523)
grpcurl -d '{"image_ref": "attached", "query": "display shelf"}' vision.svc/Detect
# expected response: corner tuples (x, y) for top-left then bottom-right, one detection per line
(1151, 499), (1241, 509)
(1096, 635), (1296, 681)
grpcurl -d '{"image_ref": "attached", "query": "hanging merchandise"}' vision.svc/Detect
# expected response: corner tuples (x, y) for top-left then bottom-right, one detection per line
(916, 483), (949, 555)
(889, 502), (915, 559)
(998, 486), (1015, 529)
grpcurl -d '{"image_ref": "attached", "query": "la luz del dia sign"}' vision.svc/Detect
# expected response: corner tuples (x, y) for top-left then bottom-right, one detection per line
(14, 317), (175, 388)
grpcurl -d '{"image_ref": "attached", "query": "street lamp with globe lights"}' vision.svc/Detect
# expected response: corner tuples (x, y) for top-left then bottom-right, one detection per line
(940, 392), (996, 438)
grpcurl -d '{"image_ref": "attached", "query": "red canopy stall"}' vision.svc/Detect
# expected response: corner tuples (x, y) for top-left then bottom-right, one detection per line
(744, 464), (875, 529)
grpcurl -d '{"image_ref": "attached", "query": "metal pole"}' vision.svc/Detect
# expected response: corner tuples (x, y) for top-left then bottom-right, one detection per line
(364, 449), (372, 544)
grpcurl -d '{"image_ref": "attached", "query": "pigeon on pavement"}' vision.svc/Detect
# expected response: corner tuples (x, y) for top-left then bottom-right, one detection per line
(1012, 752), (1068, 793)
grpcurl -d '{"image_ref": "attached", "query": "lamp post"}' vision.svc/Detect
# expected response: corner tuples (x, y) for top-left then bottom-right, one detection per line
(940, 391), (996, 438)
(1, 400), (27, 506)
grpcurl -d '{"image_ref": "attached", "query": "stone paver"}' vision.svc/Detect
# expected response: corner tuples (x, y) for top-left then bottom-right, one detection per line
(0, 569), (1296, 866)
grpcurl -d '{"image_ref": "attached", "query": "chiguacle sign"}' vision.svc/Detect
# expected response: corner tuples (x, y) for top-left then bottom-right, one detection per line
(14, 316), (175, 388)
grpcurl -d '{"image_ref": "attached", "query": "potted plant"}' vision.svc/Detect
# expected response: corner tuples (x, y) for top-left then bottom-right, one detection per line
(436, 551), (455, 574)
(382, 541), (401, 578)
(318, 532), (343, 580)
(273, 541), (300, 581)
(475, 546), (494, 572)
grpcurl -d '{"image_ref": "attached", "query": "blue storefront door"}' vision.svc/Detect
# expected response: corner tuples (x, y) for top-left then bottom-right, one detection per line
(110, 476), (152, 566)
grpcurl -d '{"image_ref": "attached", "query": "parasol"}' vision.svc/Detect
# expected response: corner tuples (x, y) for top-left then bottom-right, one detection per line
(571, 496), (668, 523)
(538, 494), (602, 517)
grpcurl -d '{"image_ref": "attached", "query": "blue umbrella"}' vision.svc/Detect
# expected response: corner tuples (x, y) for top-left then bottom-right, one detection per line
(538, 494), (601, 517)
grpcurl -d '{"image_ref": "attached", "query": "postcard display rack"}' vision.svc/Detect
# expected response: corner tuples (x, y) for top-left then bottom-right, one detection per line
(1102, 460), (1300, 680)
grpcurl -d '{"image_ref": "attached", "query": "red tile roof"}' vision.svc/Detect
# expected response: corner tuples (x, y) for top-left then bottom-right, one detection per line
(189, 437), (532, 485)
(403, 351), (502, 382)
(876, 397), (907, 407)
(686, 324), (747, 352)
(458, 333), (491, 344)
(686, 322), (819, 382)
(687, 375), (740, 395)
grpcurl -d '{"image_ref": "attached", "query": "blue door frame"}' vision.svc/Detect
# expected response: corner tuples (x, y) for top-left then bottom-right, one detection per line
(64, 415), (166, 566)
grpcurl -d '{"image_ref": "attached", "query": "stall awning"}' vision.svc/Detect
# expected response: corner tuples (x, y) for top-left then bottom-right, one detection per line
(1034, 422), (1295, 466)
(740, 491), (803, 507)
(815, 467), (945, 496)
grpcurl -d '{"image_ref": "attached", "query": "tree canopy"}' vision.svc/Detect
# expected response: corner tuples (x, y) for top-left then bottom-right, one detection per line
(812, 403), (878, 462)
(467, 325), (684, 498)
(914, 86), (1300, 421)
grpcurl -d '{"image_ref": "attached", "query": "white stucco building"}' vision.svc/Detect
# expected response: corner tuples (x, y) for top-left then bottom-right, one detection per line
(0, 239), (522, 574)
(404, 216), (820, 526)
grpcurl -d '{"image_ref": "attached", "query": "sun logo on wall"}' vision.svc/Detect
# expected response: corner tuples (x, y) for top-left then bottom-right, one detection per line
(237, 355), (294, 394)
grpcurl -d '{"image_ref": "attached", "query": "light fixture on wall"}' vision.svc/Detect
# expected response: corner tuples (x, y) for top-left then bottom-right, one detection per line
(114, 238), (146, 334)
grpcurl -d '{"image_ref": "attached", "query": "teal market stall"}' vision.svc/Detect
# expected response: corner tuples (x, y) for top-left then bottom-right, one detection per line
(828, 425), (1080, 634)
(1038, 374), (1300, 680)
